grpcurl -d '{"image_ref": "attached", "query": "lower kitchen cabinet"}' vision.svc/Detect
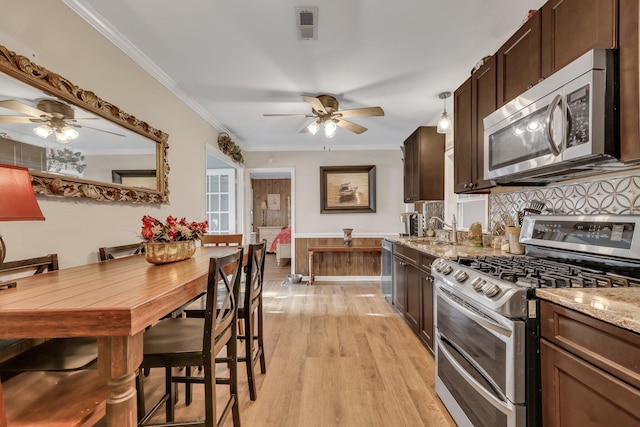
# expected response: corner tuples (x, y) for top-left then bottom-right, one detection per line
(392, 243), (435, 353)
(540, 300), (640, 426)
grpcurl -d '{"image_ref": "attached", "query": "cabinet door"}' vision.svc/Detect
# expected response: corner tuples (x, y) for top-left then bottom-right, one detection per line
(420, 271), (434, 352)
(470, 55), (496, 191)
(541, 339), (640, 426)
(404, 263), (420, 333)
(497, 12), (541, 106)
(416, 127), (445, 200)
(453, 77), (473, 193)
(541, 0), (617, 78)
(392, 256), (406, 313)
(403, 131), (419, 202)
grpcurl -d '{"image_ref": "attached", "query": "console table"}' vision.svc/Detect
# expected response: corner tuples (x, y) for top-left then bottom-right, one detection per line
(307, 245), (382, 285)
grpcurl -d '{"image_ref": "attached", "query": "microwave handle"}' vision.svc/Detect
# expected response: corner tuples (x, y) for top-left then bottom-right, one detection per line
(544, 94), (563, 157)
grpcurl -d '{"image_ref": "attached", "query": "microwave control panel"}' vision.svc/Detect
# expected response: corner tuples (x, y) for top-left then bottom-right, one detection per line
(566, 84), (590, 148)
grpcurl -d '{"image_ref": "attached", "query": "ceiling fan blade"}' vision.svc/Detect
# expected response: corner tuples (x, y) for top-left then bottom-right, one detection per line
(337, 106), (384, 118)
(0, 100), (50, 118)
(70, 124), (125, 137)
(335, 118), (367, 134)
(0, 116), (43, 124)
(302, 96), (327, 115)
(263, 113), (314, 117)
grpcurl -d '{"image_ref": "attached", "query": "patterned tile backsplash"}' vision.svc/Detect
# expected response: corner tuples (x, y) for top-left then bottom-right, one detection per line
(489, 173), (640, 234)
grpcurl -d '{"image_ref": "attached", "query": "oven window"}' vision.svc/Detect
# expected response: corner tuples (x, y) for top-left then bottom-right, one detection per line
(438, 337), (509, 427)
(488, 107), (556, 170)
(437, 294), (507, 392)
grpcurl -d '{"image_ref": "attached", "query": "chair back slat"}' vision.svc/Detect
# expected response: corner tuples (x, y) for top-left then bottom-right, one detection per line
(200, 234), (242, 247)
(0, 254), (59, 276)
(98, 243), (144, 261)
(245, 240), (267, 310)
(203, 247), (243, 366)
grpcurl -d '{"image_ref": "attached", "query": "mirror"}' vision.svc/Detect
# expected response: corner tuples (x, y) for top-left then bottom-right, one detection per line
(0, 44), (169, 204)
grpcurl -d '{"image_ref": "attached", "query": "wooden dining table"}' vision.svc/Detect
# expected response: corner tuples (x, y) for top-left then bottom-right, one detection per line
(0, 245), (243, 427)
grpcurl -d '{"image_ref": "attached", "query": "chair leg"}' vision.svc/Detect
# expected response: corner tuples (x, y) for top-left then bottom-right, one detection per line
(165, 366), (175, 422)
(135, 369), (146, 422)
(185, 366), (192, 405)
(230, 332), (241, 427)
(245, 312), (257, 401)
(257, 306), (267, 374)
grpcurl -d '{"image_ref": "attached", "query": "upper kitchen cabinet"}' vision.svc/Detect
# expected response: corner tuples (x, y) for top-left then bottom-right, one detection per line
(454, 55), (496, 194)
(403, 126), (444, 202)
(497, 11), (542, 107)
(541, 0), (617, 78)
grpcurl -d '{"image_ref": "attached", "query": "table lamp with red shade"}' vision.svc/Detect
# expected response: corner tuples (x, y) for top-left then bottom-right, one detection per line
(0, 164), (45, 289)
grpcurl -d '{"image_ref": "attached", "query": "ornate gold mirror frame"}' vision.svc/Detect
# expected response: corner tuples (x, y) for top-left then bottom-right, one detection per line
(0, 44), (169, 204)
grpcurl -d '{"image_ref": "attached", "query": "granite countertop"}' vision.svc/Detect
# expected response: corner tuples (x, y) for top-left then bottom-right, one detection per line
(384, 235), (505, 259)
(536, 288), (640, 335)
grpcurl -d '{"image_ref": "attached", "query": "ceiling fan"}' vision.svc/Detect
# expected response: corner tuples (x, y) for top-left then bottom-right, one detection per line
(264, 94), (384, 138)
(0, 99), (124, 143)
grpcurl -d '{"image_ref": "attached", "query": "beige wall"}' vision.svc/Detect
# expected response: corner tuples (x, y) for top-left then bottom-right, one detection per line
(244, 150), (407, 236)
(1, 1), (222, 267)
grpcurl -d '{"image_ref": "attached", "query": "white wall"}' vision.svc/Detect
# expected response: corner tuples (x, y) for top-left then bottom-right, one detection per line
(1, 1), (224, 267)
(243, 149), (406, 236)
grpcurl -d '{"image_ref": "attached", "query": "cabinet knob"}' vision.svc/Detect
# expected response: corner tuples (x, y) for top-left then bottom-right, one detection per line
(527, 84), (534, 89)
(469, 183), (475, 188)
(463, 183), (469, 188)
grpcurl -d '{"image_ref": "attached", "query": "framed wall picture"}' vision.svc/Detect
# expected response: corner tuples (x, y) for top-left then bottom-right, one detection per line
(267, 193), (280, 210)
(319, 165), (376, 214)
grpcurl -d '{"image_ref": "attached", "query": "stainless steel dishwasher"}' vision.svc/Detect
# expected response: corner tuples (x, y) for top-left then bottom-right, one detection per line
(381, 239), (393, 304)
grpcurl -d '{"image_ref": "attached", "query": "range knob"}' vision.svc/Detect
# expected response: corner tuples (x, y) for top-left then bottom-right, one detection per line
(453, 270), (469, 282)
(441, 264), (453, 275)
(482, 283), (501, 298)
(432, 260), (444, 272)
(471, 277), (486, 291)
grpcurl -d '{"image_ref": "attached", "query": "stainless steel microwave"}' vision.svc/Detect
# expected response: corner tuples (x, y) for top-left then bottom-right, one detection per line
(483, 49), (619, 184)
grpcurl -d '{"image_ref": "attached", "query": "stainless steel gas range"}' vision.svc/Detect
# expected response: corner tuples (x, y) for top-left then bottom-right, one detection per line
(431, 214), (640, 427)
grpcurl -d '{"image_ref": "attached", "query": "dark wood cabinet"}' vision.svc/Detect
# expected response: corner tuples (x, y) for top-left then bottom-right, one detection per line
(392, 254), (406, 314)
(391, 244), (435, 353)
(404, 263), (421, 332)
(540, 301), (640, 426)
(403, 126), (444, 202)
(454, 55), (496, 194)
(497, 12), (542, 107)
(541, 0), (617, 78)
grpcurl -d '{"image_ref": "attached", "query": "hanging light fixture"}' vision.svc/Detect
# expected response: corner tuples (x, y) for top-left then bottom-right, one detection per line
(437, 91), (452, 134)
(324, 119), (337, 138)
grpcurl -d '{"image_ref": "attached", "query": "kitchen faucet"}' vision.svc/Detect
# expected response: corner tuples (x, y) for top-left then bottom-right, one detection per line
(428, 215), (458, 244)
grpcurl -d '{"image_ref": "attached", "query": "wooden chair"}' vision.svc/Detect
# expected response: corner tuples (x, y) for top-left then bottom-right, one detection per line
(200, 233), (243, 247)
(98, 242), (145, 261)
(0, 255), (98, 377)
(237, 240), (267, 401)
(137, 249), (244, 426)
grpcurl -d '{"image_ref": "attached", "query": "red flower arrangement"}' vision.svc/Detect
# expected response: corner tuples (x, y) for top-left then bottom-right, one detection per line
(141, 215), (208, 243)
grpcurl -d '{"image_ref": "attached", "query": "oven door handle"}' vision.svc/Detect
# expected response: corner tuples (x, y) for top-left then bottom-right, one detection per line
(435, 285), (512, 338)
(544, 94), (563, 157)
(437, 335), (514, 416)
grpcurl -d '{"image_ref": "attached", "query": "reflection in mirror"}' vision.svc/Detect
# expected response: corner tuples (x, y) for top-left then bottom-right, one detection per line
(0, 44), (169, 203)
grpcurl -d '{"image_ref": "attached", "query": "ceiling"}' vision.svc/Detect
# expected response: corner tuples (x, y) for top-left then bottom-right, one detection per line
(65, 0), (546, 152)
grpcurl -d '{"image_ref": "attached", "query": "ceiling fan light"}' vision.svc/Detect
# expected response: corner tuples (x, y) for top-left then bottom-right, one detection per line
(307, 120), (320, 135)
(33, 124), (53, 139)
(62, 126), (79, 140)
(437, 112), (451, 134)
(324, 120), (337, 138)
(55, 129), (71, 143)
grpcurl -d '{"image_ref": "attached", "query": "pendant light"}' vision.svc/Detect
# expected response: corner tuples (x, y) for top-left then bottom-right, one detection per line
(437, 91), (452, 134)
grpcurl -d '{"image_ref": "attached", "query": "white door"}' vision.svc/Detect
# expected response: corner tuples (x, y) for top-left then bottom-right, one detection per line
(206, 168), (236, 234)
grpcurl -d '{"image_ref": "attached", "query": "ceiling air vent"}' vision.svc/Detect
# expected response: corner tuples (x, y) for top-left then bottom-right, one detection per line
(294, 7), (318, 41)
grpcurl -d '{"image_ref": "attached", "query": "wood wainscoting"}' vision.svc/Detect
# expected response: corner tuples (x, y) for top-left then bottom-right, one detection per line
(294, 237), (382, 278)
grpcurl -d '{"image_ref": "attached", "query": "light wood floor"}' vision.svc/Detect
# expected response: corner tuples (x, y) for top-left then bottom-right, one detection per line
(141, 254), (456, 427)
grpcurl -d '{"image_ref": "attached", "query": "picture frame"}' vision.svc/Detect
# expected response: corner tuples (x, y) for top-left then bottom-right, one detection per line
(320, 165), (376, 214)
(267, 193), (280, 210)
(112, 169), (157, 190)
